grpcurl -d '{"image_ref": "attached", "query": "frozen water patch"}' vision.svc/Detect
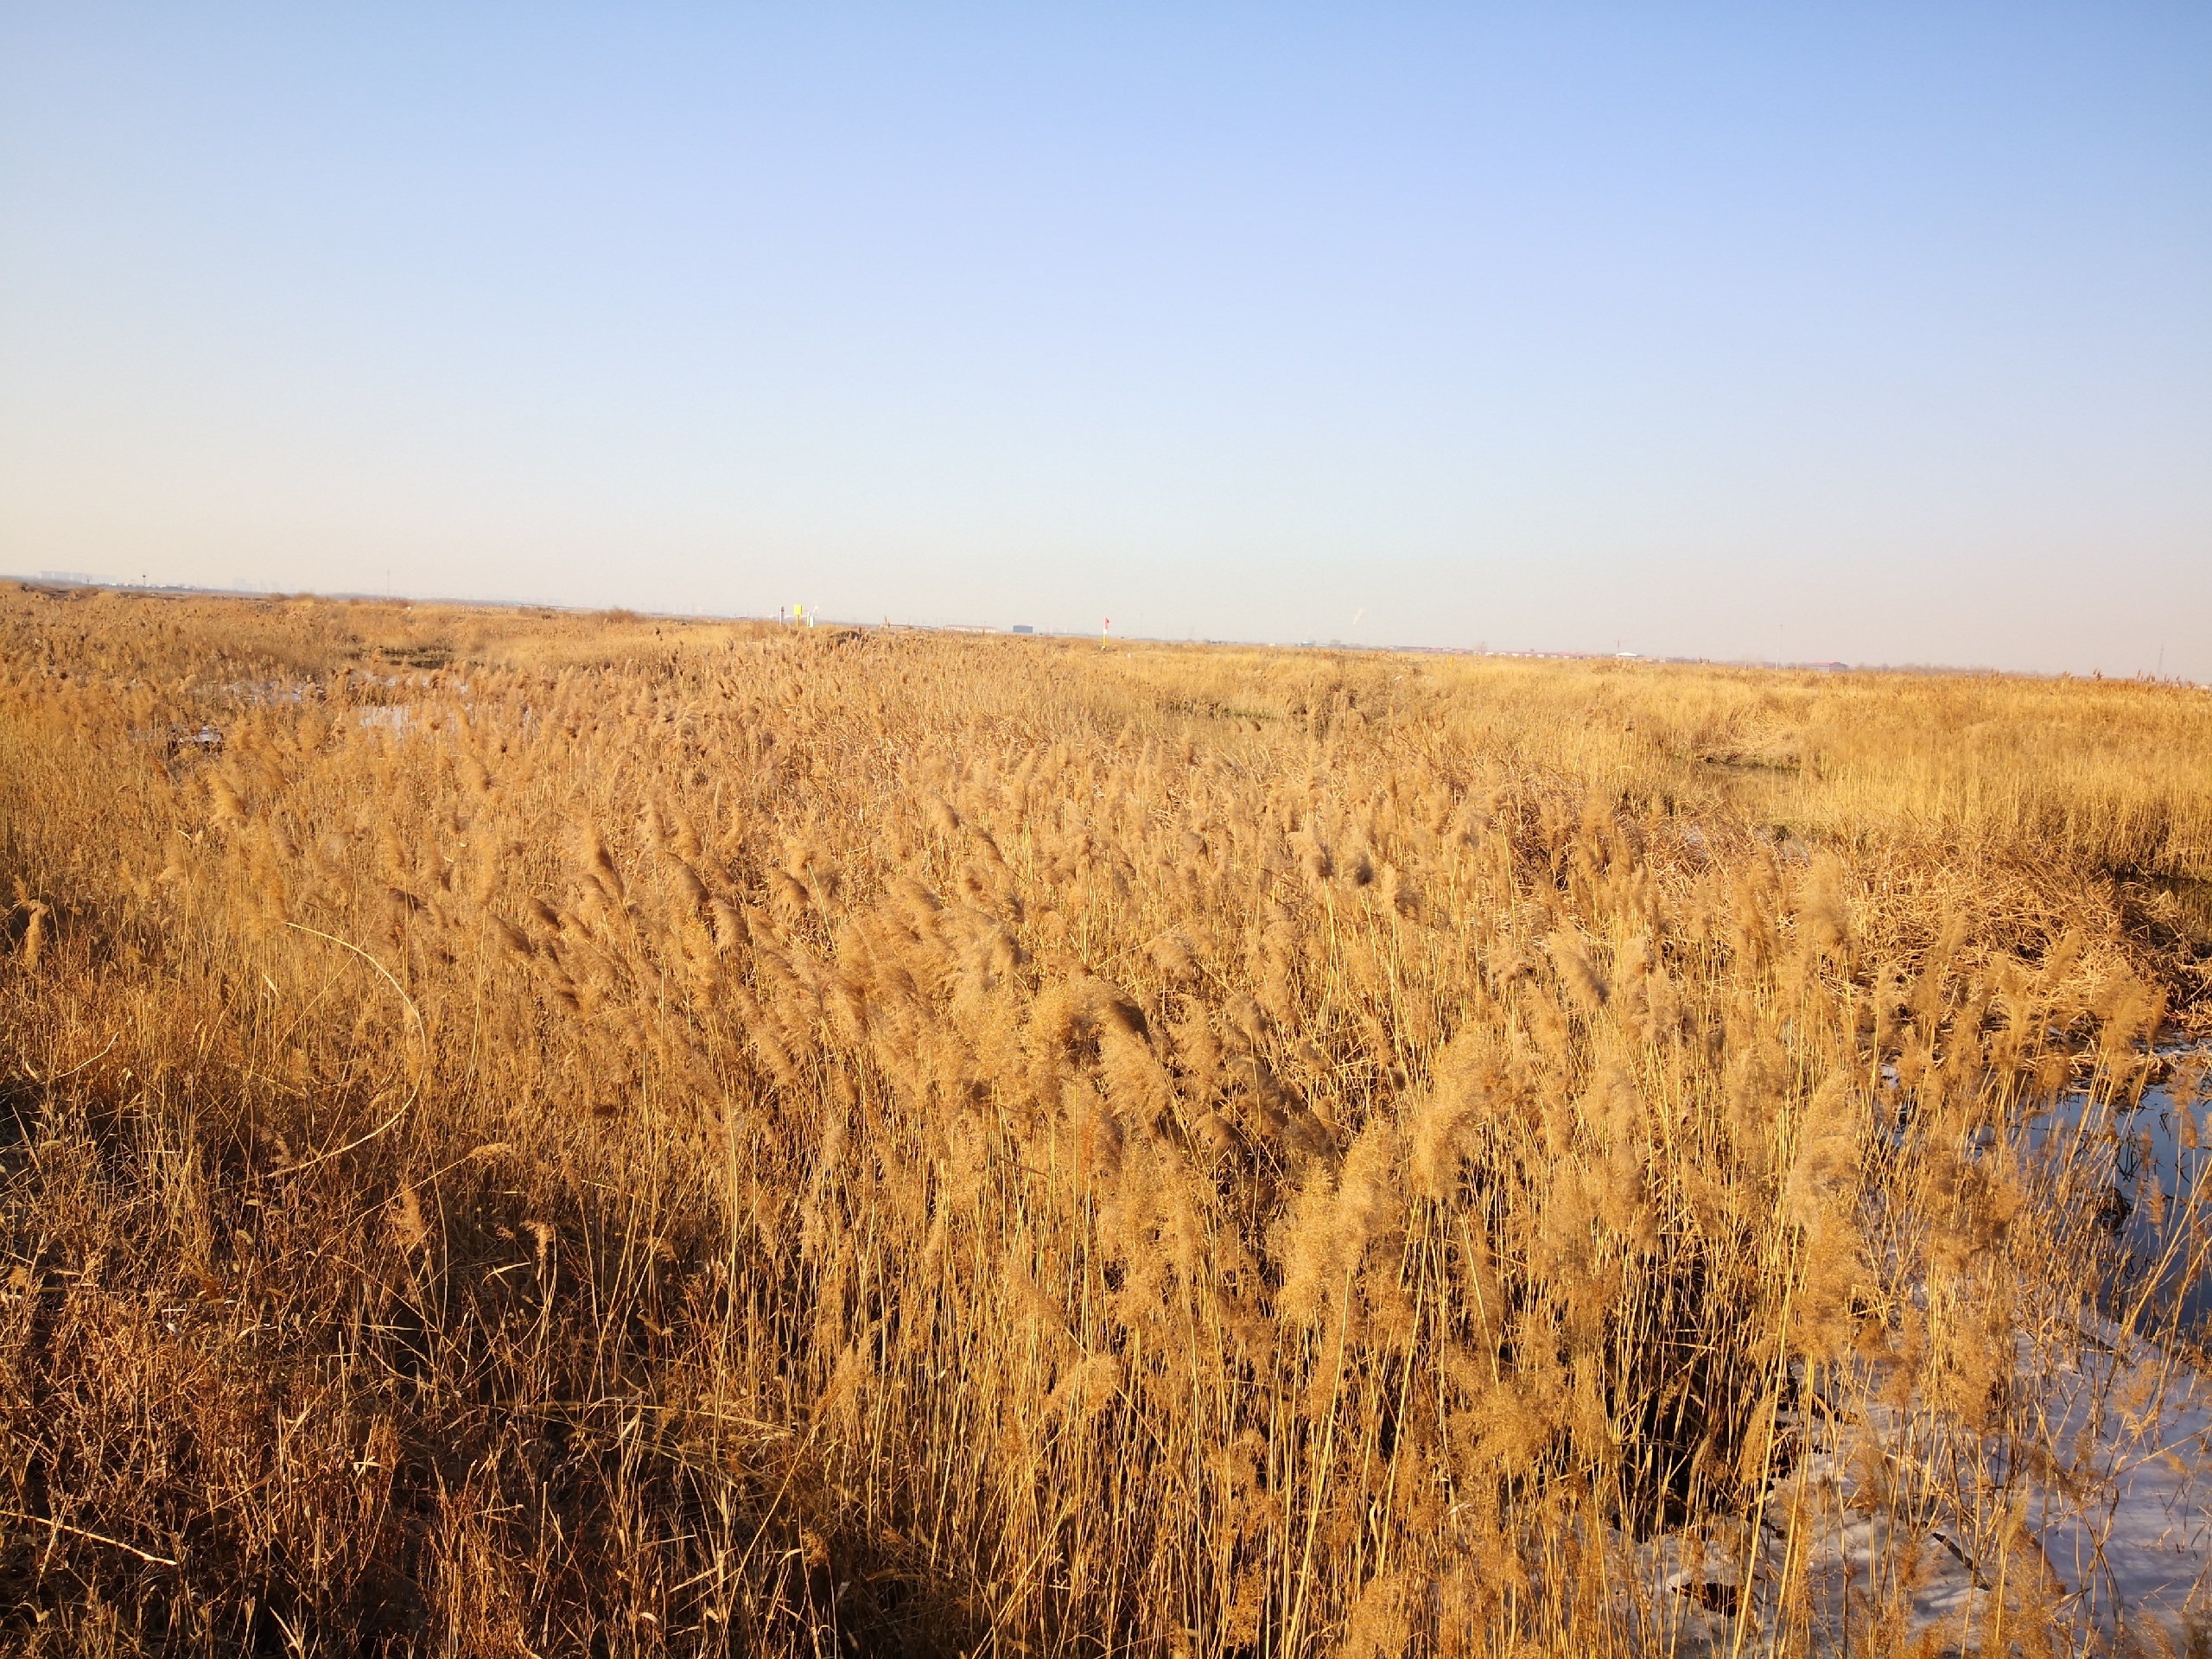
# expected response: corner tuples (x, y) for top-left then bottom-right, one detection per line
(1621, 1326), (2211, 1652)
(1619, 1046), (2212, 1653)
(2026, 1325), (2212, 1640)
(357, 704), (416, 734)
(2026, 1046), (2212, 1332)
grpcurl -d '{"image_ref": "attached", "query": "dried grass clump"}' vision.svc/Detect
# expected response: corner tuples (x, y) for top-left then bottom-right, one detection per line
(0, 588), (2207, 1655)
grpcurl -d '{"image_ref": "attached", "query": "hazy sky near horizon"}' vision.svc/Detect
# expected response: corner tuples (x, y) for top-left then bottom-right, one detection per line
(3, 7), (2208, 676)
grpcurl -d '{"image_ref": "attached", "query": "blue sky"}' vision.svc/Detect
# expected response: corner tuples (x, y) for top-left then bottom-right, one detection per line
(3, 6), (2208, 674)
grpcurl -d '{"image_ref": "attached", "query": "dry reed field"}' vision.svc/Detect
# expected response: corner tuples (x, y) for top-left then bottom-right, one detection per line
(3, 583), (2210, 1656)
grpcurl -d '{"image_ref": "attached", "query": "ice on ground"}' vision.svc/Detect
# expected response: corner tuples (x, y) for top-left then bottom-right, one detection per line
(2025, 1046), (2212, 1331)
(2026, 1323), (2212, 1643)
(1620, 1319), (2211, 1654)
(1621, 1041), (2212, 1653)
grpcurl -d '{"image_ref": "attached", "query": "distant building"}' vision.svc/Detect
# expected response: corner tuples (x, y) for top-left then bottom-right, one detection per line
(1012, 625), (1034, 634)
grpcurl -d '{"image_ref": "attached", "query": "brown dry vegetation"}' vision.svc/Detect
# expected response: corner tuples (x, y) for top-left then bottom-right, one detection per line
(1, 583), (2208, 1656)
